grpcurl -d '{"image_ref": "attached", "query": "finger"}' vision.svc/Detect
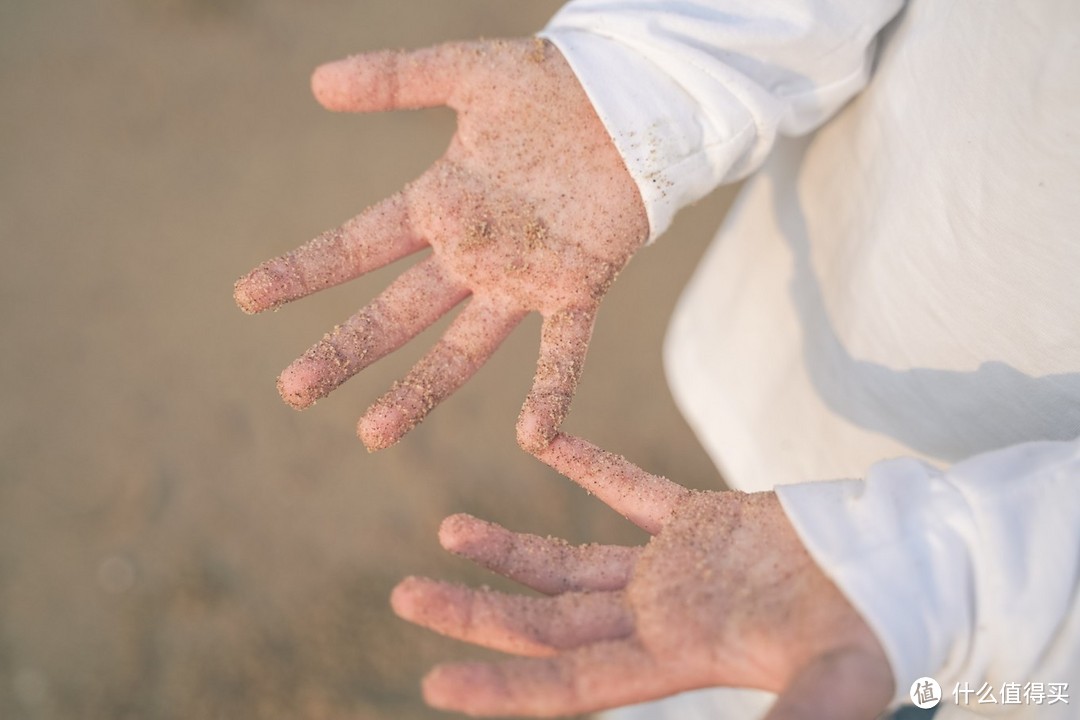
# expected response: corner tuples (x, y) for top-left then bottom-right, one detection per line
(438, 513), (639, 595)
(276, 257), (468, 409)
(422, 639), (680, 717)
(516, 308), (596, 454)
(234, 192), (424, 314)
(359, 298), (523, 450)
(764, 649), (893, 720)
(311, 42), (479, 113)
(392, 577), (632, 658)
(537, 434), (691, 535)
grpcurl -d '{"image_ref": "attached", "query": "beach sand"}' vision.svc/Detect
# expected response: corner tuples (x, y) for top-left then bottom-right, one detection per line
(0, 1), (736, 717)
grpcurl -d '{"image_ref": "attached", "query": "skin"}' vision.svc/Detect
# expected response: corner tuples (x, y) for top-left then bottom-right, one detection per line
(394, 434), (896, 718)
(237, 40), (896, 717)
(233, 39), (648, 452)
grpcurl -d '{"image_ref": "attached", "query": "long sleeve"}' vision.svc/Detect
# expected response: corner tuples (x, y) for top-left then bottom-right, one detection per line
(539, 0), (904, 240)
(776, 439), (1080, 717)
(546, 1), (1080, 717)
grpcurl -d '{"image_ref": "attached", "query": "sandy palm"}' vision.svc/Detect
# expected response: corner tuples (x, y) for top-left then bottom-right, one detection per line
(234, 39), (648, 451)
(393, 434), (895, 718)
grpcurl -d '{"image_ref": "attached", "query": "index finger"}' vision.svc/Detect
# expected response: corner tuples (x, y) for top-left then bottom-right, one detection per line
(536, 434), (691, 535)
(438, 513), (640, 595)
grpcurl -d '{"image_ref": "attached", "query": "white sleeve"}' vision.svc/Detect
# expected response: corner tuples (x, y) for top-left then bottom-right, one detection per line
(776, 439), (1080, 714)
(538, 0), (904, 240)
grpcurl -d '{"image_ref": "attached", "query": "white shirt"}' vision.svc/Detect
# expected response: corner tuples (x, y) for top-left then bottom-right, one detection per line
(541, 1), (1080, 717)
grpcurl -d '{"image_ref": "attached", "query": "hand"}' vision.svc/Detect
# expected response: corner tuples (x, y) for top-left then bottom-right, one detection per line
(392, 434), (895, 718)
(234, 39), (649, 452)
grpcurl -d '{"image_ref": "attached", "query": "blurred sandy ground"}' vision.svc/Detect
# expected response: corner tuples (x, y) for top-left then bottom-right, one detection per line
(0, 1), (738, 718)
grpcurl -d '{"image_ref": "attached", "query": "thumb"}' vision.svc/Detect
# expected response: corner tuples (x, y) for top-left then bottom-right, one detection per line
(311, 42), (478, 113)
(765, 648), (895, 720)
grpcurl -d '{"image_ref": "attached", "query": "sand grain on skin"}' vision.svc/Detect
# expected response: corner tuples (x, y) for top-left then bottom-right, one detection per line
(241, 38), (650, 447)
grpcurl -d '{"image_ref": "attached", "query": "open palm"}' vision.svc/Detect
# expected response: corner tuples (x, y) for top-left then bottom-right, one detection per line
(234, 39), (648, 451)
(393, 434), (895, 718)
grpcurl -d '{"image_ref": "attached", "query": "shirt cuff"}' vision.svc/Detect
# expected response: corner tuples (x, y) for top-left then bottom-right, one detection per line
(536, 26), (761, 241)
(776, 439), (1080, 708)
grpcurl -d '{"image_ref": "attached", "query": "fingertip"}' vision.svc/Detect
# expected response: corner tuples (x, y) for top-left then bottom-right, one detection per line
(234, 258), (303, 314)
(438, 514), (510, 563)
(420, 665), (456, 711)
(233, 269), (274, 314)
(310, 59), (354, 111)
(515, 405), (556, 456)
(438, 513), (481, 553)
(389, 575), (424, 619)
(357, 403), (406, 451)
(392, 579), (472, 638)
(232, 277), (259, 315)
(276, 362), (321, 410)
(390, 577), (457, 622)
(422, 663), (495, 712)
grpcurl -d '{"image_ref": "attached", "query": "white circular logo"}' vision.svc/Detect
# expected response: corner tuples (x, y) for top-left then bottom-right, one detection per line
(910, 677), (942, 709)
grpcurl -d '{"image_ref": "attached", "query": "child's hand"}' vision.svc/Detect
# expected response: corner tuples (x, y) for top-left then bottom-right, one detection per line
(393, 434), (895, 718)
(234, 40), (648, 452)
